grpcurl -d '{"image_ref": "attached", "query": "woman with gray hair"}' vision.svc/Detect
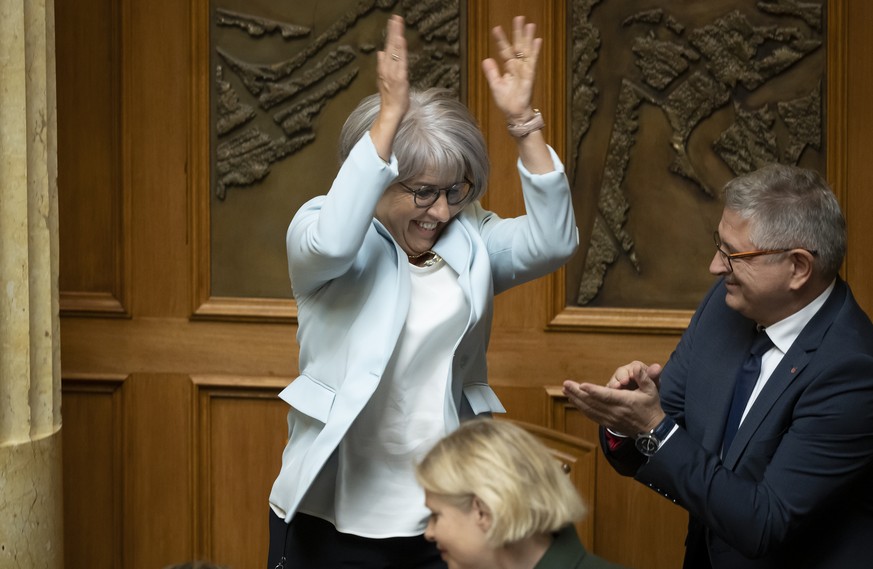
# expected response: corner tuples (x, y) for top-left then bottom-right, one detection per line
(417, 419), (627, 569)
(267, 14), (578, 569)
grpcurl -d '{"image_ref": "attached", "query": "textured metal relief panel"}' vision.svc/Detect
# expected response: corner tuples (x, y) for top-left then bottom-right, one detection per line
(568, 0), (825, 310)
(209, 0), (461, 298)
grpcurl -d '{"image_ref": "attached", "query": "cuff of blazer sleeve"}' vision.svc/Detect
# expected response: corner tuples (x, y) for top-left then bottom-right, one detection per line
(359, 130), (399, 174)
(517, 144), (565, 177)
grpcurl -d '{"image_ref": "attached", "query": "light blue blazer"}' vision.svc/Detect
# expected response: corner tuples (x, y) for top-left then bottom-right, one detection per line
(269, 134), (578, 522)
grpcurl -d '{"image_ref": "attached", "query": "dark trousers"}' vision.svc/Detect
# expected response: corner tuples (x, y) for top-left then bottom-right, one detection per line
(268, 510), (447, 569)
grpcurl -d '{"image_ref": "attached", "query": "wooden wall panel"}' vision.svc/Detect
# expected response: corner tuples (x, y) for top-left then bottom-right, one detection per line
(58, 317), (296, 377)
(126, 0), (191, 318)
(468, 0), (567, 331)
(62, 376), (125, 569)
(593, 462), (687, 569)
(194, 377), (289, 568)
(845, 0), (873, 314)
(55, 0), (127, 315)
(492, 385), (550, 425)
(122, 374), (193, 569)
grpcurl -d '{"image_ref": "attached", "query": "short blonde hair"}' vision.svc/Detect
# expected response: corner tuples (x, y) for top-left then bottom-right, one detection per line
(416, 418), (586, 547)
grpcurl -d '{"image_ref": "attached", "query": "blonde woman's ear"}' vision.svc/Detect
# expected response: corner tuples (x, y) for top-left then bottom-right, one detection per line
(472, 496), (493, 531)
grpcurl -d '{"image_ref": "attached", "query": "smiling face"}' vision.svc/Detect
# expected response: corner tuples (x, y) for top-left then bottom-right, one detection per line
(375, 171), (466, 257)
(424, 492), (495, 569)
(710, 208), (796, 325)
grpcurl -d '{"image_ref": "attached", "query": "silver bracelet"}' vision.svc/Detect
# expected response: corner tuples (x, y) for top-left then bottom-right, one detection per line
(507, 110), (545, 138)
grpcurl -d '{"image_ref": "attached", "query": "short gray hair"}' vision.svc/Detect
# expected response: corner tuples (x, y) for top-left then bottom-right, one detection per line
(416, 419), (586, 548)
(339, 88), (489, 203)
(723, 163), (846, 279)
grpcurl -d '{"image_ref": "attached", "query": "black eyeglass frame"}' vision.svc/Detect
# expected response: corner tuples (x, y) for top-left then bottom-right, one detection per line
(398, 178), (474, 208)
(713, 231), (818, 272)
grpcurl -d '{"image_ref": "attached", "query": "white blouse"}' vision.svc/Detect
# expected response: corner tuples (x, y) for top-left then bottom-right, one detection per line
(300, 257), (469, 537)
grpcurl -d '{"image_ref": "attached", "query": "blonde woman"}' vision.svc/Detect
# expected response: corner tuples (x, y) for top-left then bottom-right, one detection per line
(416, 419), (628, 569)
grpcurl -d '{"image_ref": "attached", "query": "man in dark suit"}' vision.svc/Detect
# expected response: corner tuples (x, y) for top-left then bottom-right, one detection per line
(563, 164), (873, 569)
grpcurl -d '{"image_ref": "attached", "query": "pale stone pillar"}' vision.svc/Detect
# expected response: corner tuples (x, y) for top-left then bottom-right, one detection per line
(0, 0), (64, 567)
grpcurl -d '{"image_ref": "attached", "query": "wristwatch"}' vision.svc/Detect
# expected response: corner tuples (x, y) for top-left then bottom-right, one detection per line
(635, 415), (676, 457)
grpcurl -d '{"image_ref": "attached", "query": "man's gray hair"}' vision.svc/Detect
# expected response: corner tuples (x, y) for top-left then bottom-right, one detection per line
(723, 163), (846, 279)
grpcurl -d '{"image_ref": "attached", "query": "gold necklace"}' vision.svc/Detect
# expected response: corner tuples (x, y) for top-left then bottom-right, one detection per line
(408, 250), (442, 267)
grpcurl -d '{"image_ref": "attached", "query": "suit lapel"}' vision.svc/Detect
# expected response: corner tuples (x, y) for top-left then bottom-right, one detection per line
(723, 280), (846, 467)
(704, 323), (755, 453)
(692, 283), (756, 453)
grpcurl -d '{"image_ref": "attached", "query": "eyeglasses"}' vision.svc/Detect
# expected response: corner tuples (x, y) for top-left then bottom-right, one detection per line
(713, 231), (817, 272)
(399, 179), (473, 208)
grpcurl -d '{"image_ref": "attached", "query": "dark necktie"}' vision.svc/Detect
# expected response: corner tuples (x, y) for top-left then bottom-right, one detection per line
(722, 329), (774, 454)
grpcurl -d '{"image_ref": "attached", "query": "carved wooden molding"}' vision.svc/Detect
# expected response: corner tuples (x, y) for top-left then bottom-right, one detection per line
(192, 296), (297, 322)
(60, 291), (128, 317)
(548, 304), (692, 334)
(61, 372), (128, 392)
(190, 374), (291, 390)
(190, 0), (210, 320)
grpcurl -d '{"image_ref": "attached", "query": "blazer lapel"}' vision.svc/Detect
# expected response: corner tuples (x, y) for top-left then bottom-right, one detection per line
(432, 215), (489, 324)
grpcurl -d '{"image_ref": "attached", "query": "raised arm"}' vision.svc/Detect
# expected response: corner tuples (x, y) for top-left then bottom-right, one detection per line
(481, 16), (553, 174)
(370, 14), (409, 162)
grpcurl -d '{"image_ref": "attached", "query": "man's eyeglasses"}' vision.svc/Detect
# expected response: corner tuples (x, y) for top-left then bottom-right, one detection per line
(399, 179), (473, 208)
(713, 231), (817, 272)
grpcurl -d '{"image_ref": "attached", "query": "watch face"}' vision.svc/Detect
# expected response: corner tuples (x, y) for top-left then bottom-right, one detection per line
(636, 434), (659, 457)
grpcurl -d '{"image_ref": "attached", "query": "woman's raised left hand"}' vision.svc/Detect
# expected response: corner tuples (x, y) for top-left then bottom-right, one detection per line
(481, 16), (541, 124)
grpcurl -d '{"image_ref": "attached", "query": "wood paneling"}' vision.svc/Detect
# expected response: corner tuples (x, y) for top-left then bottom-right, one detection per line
(122, 374), (194, 569)
(57, 1), (871, 568)
(126, 0), (191, 318)
(62, 375), (126, 569)
(193, 376), (289, 566)
(56, 0), (127, 315)
(845, 0), (873, 314)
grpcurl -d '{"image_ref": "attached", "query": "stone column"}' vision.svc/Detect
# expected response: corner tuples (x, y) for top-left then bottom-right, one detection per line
(0, 0), (64, 567)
